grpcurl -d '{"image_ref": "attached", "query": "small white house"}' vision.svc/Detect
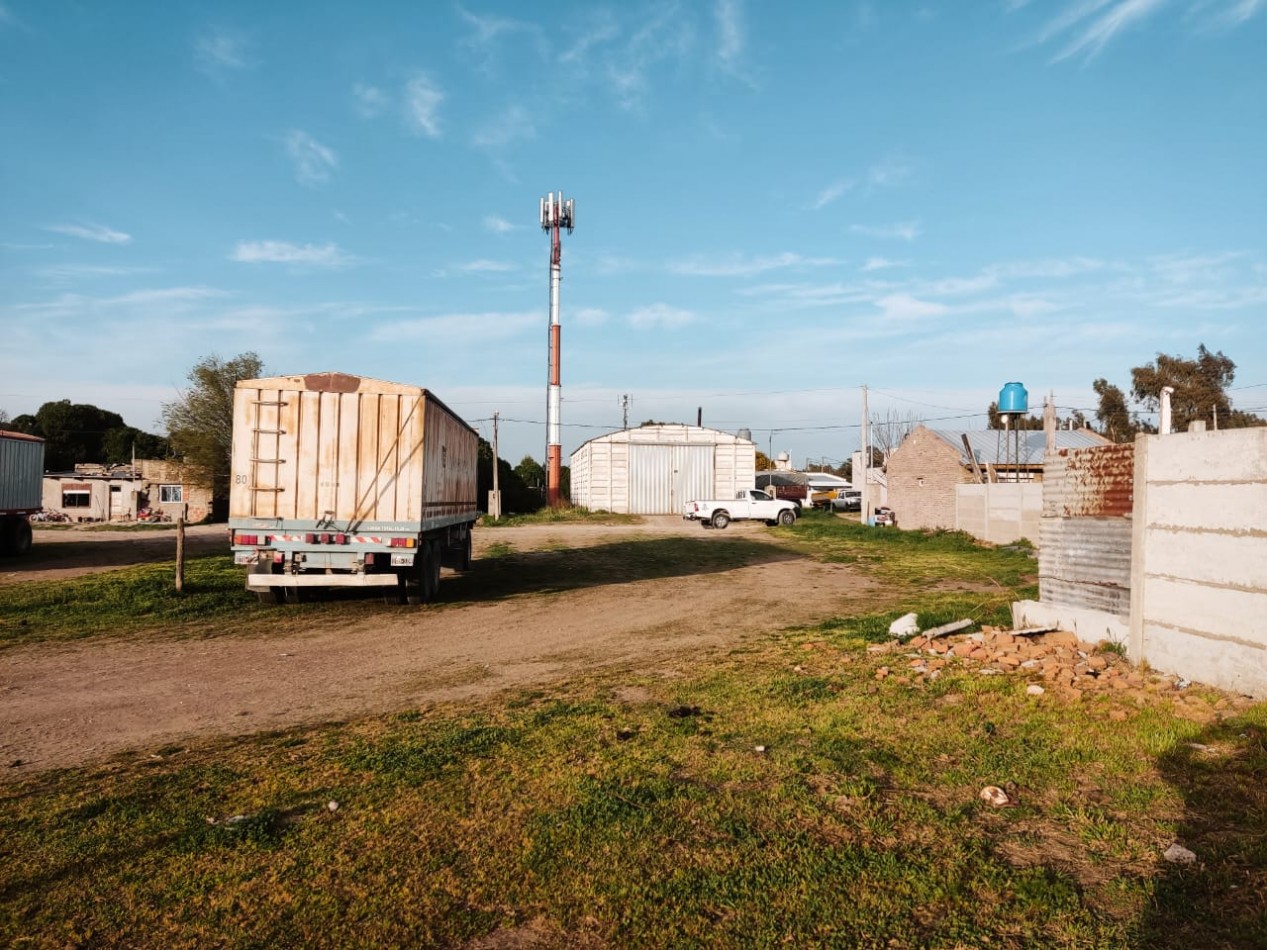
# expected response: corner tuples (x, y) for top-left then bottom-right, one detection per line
(570, 424), (756, 514)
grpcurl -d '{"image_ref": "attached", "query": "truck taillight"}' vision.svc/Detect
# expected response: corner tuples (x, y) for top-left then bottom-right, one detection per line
(389, 537), (415, 548)
(236, 533), (259, 546)
(305, 533), (316, 544)
(320, 533), (331, 544)
(335, 533), (348, 545)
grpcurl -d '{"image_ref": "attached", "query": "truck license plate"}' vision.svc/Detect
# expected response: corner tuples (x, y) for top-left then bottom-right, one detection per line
(390, 553), (414, 567)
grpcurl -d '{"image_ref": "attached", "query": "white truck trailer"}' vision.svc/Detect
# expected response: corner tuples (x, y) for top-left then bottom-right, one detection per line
(228, 372), (479, 604)
(0, 431), (45, 556)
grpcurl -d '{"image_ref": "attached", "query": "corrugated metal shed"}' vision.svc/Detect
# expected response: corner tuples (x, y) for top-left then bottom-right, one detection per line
(930, 429), (1108, 467)
(570, 425), (756, 514)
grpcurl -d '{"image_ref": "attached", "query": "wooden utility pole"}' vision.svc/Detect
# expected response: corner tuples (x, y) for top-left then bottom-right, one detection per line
(490, 411), (501, 520)
(175, 503), (187, 593)
(860, 385), (870, 524)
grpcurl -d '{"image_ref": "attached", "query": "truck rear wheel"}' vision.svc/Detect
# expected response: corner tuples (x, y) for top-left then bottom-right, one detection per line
(428, 539), (442, 597)
(711, 511), (730, 529)
(458, 532), (473, 571)
(256, 588), (284, 605)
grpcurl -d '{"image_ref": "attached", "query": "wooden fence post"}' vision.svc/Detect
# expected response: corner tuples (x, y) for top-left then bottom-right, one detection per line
(175, 504), (187, 593)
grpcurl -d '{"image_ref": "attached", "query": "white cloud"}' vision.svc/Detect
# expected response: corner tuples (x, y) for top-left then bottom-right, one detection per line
(404, 74), (444, 138)
(671, 252), (839, 277)
(194, 28), (251, 73)
(605, 6), (696, 111)
(44, 223), (132, 244)
(875, 293), (948, 320)
(38, 264), (155, 283)
(472, 106), (536, 148)
(811, 179), (855, 210)
(455, 259), (518, 273)
(628, 303), (695, 329)
(923, 274), (999, 295)
(352, 82), (388, 118)
(1054, 0), (1167, 62)
(1217, 0), (1265, 26)
(867, 158), (913, 188)
(715, 0), (746, 70)
(861, 257), (904, 272)
(850, 221), (922, 241)
(283, 130), (337, 187)
(484, 215), (520, 234)
(561, 13), (620, 63)
(231, 241), (352, 267)
(369, 310), (538, 342)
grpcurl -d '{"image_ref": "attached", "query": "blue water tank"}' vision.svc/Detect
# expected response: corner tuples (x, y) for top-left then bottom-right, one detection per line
(998, 382), (1028, 414)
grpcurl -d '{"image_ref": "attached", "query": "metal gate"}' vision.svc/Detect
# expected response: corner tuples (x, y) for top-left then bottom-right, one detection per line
(628, 444), (714, 514)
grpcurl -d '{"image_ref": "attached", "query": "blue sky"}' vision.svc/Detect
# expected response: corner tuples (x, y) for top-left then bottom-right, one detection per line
(2, 0), (1265, 468)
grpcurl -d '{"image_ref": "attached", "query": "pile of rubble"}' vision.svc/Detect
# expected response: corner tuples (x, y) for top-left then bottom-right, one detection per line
(868, 624), (1183, 702)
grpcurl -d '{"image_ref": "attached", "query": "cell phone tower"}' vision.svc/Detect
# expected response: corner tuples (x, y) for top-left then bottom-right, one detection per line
(540, 190), (575, 507)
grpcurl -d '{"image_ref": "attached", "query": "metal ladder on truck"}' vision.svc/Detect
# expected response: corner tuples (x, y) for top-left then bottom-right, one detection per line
(248, 396), (288, 517)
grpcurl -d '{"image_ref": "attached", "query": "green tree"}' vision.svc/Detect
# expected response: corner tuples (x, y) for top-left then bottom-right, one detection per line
(514, 455), (545, 491)
(755, 450), (772, 471)
(8, 413), (39, 435)
(101, 426), (170, 464)
(22, 400), (124, 470)
(1131, 344), (1263, 432)
(986, 401), (1045, 431)
(162, 352), (264, 504)
(1092, 378), (1150, 443)
(476, 440), (542, 515)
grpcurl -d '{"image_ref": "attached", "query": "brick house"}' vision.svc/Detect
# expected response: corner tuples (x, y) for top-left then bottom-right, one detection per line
(886, 426), (1109, 531)
(41, 459), (213, 523)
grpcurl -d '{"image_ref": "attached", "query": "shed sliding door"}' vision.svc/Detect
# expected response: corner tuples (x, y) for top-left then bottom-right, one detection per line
(628, 444), (714, 514)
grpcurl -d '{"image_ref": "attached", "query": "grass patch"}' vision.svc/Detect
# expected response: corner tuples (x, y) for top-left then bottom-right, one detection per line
(4, 638), (1262, 947)
(0, 554), (268, 648)
(480, 506), (643, 528)
(2, 516), (1263, 947)
(786, 509), (1037, 593)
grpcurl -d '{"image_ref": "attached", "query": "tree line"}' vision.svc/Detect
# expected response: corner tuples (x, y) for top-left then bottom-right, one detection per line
(985, 344), (1263, 442)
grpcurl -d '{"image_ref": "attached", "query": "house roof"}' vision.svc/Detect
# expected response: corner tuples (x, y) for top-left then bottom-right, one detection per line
(929, 428), (1108, 467)
(755, 471), (809, 487)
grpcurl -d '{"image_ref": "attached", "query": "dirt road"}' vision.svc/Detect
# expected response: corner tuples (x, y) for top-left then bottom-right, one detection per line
(1, 524), (227, 585)
(0, 518), (876, 777)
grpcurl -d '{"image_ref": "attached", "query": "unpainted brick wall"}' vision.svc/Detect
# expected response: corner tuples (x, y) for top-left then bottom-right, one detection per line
(886, 426), (974, 530)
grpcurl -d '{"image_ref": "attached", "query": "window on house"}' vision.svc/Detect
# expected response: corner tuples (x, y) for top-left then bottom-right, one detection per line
(159, 485), (183, 504)
(63, 490), (91, 508)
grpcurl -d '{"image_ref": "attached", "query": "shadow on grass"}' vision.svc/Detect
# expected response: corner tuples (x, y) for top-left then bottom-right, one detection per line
(1135, 713), (1267, 948)
(436, 535), (806, 605)
(9, 530), (228, 577)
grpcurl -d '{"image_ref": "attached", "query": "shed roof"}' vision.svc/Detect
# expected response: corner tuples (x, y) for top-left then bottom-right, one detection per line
(571, 424), (754, 455)
(929, 428), (1108, 467)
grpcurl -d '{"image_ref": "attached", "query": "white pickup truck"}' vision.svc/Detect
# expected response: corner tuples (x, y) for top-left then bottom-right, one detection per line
(684, 489), (799, 529)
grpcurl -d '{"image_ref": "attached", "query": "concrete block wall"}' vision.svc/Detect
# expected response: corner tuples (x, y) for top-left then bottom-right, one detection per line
(1131, 427), (1267, 698)
(886, 426), (972, 531)
(955, 483), (1042, 544)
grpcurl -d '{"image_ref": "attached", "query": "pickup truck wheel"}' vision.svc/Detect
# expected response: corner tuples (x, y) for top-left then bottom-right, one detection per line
(711, 511), (730, 529)
(778, 509), (796, 526)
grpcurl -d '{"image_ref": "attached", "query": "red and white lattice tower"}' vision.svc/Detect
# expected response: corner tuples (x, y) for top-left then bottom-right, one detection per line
(540, 191), (574, 507)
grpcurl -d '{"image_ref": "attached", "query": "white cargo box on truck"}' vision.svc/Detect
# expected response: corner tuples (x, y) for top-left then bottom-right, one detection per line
(228, 372), (479, 604)
(0, 431), (45, 556)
